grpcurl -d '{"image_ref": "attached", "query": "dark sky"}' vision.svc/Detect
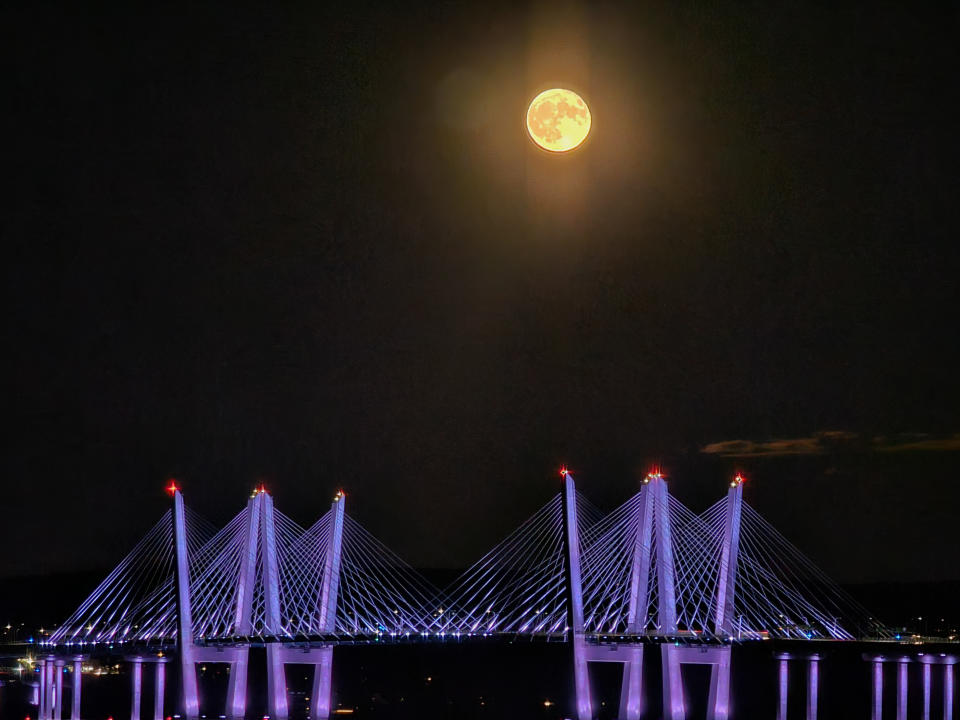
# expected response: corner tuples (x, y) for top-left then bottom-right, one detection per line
(5, 1), (959, 586)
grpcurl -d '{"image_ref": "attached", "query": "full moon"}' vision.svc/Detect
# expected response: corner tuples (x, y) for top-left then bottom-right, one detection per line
(526, 88), (591, 153)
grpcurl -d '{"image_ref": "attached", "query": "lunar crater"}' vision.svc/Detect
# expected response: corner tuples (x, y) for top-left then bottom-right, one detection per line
(526, 88), (591, 153)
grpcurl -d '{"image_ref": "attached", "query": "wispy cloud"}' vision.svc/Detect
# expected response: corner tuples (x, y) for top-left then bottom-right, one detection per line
(701, 432), (960, 457)
(872, 434), (960, 453)
(700, 437), (825, 457)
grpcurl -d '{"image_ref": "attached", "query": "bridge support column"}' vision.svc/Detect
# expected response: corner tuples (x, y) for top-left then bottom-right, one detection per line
(704, 477), (743, 720)
(45, 656), (56, 720)
(870, 658), (883, 720)
(897, 657), (909, 720)
(267, 645), (289, 720)
(192, 647), (247, 720)
(661, 645), (684, 720)
(706, 648), (732, 720)
(312, 491), (346, 719)
(920, 656), (933, 720)
(620, 483), (654, 720)
(561, 472), (592, 720)
(154, 659), (167, 720)
(130, 656), (143, 720)
(40, 657), (50, 720)
(650, 474), (683, 720)
(619, 479), (654, 720)
(71, 658), (82, 720)
(225, 649), (249, 720)
(665, 646), (732, 720)
(863, 655), (884, 720)
(618, 646), (644, 720)
(572, 635), (592, 720)
(28, 676), (39, 713)
(806, 655), (819, 720)
(311, 646), (335, 720)
(171, 487), (200, 720)
(945, 659), (956, 720)
(54, 659), (64, 720)
(37, 659), (46, 720)
(776, 654), (789, 720)
(226, 493), (261, 720)
(260, 490), (290, 720)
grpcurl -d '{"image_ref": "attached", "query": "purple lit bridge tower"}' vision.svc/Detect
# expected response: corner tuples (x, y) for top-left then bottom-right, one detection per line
(172, 484), (346, 720)
(41, 472), (955, 720)
(564, 471), (740, 720)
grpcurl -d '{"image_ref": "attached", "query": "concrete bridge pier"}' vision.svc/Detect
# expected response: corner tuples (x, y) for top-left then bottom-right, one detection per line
(130, 656), (143, 720)
(897, 656), (910, 720)
(267, 644), (290, 720)
(124, 655), (170, 720)
(224, 648), (249, 719)
(946, 658), (956, 720)
(36, 658), (46, 720)
(777, 654), (789, 720)
(707, 647), (733, 720)
(919, 655), (934, 720)
(189, 647), (251, 719)
(870, 656), (883, 720)
(153, 658), (167, 720)
(806, 655), (820, 720)
(28, 678), (39, 709)
(311, 646), (335, 720)
(262, 646), (338, 720)
(660, 645), (733, 720)
(71, 657), (83, 720)
(618, 645), (644, 720)
(867, 653), (957, 720)
(578, 643), (645, 720)
(775, 653), (821, 720)
(44, 655), (56, 720)
(916, 654), (959, 720)
(54, 658), (65, 720)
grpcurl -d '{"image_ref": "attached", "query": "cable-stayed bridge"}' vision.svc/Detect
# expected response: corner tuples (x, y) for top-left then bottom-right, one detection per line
(33, 472), (953, 720)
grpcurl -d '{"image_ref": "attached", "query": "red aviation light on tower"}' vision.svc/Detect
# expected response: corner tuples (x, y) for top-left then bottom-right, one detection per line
(644, 466), (664, 484)
(731, 473), (746, 488)
(334, 489), (346, 501)
(165, 479), (180, 496)
(559, 465), (570, 478)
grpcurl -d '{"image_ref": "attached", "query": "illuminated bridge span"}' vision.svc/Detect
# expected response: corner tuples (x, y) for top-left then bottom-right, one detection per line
(35, 472), (942, 720)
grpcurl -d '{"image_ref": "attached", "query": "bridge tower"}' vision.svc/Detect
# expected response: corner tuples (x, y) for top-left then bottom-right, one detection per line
(651, 472), (685, 720)
(171, 484), (200, 720)
(262, 489), (347, 720)
(224, 490), (263, 718)
(262, 489), (289, 720)
(192, 487), (343, 720)
(560, 470), (592, 720)
(657, 473), (741, 720)
(309, 489), (345, 719)
(173, 485), (296, 720)
(618, 474), (655, 720)
(706, 474), (744, 720)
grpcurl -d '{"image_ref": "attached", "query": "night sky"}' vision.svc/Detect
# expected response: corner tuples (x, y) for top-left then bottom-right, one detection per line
(5, 1), (959, 587)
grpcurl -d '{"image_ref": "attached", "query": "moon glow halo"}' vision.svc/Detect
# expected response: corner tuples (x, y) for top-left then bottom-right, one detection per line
(526, 88), (591, 153)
